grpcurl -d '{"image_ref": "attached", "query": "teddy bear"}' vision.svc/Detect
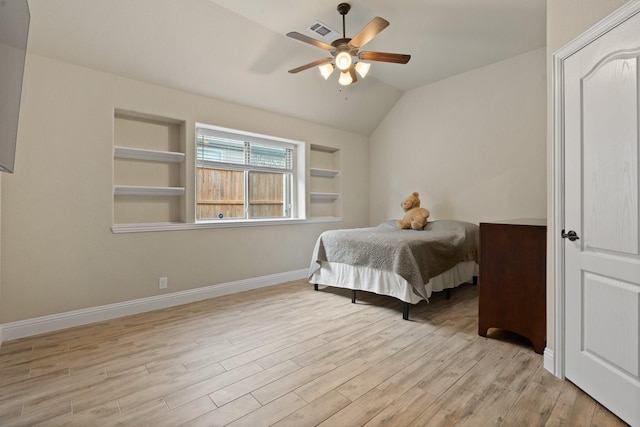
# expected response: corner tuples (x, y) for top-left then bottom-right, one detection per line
(396, 192), (430, 230)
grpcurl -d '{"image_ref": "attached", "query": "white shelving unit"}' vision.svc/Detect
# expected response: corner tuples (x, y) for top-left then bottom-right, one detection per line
(114, 146), (185, 163)
(310, 192), (341, 200)
(113, 111), (186, 226)
(309, 144), (341, 218)
(113, 185), (185, 197)
(310, 168), (340, 178)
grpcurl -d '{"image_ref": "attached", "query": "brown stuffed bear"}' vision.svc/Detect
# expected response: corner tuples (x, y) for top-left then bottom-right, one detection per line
(397, 192), (430, 230)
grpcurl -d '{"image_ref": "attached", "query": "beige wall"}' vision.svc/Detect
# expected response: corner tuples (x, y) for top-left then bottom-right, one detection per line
(545, 0), (628, 353)
(0, 54), (369, 323)
(369, 48), (547, 226)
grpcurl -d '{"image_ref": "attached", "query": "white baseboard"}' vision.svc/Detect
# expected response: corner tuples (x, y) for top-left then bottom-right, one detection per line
(0, 269), (307, 344)
(543, 347), (556, 375)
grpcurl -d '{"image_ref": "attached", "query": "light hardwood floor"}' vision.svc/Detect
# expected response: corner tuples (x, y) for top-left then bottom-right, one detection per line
(0, 280), (628, 426)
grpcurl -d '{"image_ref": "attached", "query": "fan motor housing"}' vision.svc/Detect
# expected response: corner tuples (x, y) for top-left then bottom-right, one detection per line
(337, 3), (351, 15)
(331, 38), (357, 55)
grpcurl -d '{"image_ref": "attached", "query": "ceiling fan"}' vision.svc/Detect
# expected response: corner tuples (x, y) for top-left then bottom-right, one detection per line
(287, 2), (411, 86)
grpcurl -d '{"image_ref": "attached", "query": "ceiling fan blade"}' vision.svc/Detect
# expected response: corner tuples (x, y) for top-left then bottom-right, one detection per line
(288, 57), (333, 74)
(358, 51), (411, 64)
(349, 17), (389, 49)
(286, 32), (334, 51)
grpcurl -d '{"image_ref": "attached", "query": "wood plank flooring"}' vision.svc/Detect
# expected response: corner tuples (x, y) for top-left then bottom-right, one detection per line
(0, 280), (628, 426)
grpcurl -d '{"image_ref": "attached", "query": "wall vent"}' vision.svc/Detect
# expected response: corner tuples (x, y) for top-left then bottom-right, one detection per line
(307, 20), (339, 40)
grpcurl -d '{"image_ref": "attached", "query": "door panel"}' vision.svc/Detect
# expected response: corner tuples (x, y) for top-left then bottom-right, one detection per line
(583, 55), (639, 256)
(563, 8), (640, 427)
(583, 272), (639, 377)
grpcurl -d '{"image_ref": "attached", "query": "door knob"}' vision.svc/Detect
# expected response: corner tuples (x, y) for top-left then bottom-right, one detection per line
(561, 229), (580, 241)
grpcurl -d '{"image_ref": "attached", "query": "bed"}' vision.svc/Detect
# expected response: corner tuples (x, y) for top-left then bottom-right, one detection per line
(309, 219), (479, 319)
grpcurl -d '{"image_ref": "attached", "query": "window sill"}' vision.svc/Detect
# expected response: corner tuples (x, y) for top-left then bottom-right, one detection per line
(111, 216), (342, 233)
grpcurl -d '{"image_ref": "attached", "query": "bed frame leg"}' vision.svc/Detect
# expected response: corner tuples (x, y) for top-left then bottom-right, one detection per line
(446, 288), (451, 300)
(403, 303), (409, 320)
(314, 283), (318, 291)
(352, 290), (356, 303)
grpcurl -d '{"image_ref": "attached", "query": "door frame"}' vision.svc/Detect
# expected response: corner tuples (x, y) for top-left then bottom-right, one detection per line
(551, 0), (640, 379)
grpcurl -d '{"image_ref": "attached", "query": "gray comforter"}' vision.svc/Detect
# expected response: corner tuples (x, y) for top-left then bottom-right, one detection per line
(309, 220), (479, 300)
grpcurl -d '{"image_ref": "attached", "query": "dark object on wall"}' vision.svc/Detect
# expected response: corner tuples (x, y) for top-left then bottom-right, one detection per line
(0, 0), (30, 173)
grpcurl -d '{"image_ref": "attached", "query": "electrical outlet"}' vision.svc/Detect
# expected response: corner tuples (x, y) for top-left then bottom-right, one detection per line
(159, 277), (168, 290)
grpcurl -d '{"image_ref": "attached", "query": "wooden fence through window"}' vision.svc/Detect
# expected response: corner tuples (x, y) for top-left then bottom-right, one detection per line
(197, 168), (285, 219)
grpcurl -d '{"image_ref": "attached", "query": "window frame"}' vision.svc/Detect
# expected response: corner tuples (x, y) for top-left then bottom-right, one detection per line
(195, 123), (304, 224)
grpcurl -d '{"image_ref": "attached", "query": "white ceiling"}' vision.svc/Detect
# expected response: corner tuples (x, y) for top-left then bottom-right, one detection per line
(25, 0), (546, 135)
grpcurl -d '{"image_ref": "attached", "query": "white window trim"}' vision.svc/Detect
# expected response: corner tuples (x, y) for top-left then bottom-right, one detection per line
(195, 123), (306, 223)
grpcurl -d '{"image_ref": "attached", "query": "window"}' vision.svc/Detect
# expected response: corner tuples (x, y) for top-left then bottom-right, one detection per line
(196, 124), (298, 221)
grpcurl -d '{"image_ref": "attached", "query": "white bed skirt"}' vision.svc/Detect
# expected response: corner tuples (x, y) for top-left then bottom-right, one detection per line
(309, 261), (477, 304)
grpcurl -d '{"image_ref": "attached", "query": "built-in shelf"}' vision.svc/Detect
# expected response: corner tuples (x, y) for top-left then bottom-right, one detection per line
(310, 144), (339, 153)
(114, 185), (185, 197)
(114, 146), (185, 163)
(309, 144), (341, 219)
(310, 168), (340, 177)
(310, 192), (341, 200)
(113, 110), (186, 226)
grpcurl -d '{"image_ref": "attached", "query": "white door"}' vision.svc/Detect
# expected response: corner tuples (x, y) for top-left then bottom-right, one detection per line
(563, 6), (640, 427)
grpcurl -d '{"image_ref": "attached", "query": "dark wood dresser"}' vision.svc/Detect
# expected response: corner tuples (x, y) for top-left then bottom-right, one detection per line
(478, 219), (547, 354)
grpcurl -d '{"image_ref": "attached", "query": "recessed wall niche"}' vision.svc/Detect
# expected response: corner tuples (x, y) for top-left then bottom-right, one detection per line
(113, 110), (186, 225)
(309, 144), (341, 219)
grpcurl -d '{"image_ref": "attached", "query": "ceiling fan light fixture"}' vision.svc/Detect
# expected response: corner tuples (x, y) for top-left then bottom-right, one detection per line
(338, 70), (353, 86)
(287, 4), (410, 86)
(335, 51), (352, 71)
(319, 63), (334, 80)
(355, 61), (371, 78)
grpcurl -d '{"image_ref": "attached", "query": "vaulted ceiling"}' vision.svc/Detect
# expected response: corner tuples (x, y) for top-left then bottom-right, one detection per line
(25, 0), (546, 135)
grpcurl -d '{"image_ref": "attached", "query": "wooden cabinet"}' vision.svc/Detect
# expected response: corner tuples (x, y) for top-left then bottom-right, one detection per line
(478, 219), (547, 353)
